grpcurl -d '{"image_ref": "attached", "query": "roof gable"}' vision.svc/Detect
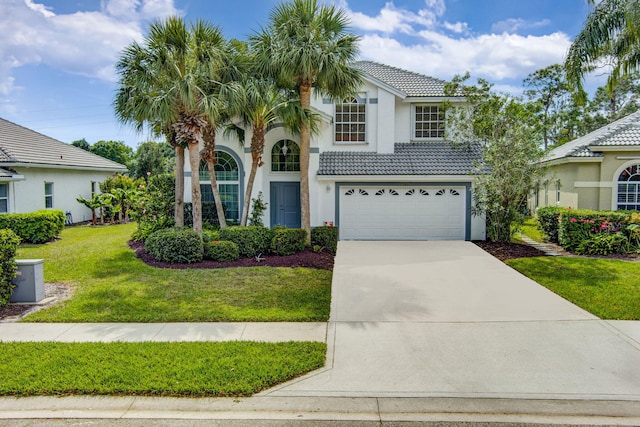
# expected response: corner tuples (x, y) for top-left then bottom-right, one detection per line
(545, 110), (640, 162)
(353, 61), (452, 98)
(0, 117), (127, 171)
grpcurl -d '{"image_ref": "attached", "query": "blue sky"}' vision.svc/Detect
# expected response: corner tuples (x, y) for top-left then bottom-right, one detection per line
(0, 0), (595, 148)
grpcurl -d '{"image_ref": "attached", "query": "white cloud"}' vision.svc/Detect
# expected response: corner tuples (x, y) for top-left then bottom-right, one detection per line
(338, 1), (572, 91)
(341, 0), (445, 35)
(491, 18), (551, 34)
(0, 0), (179, 95)
(359, 31), (571, 82)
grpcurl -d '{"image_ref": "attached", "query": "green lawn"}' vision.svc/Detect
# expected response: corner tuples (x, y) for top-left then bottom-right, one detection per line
(512, 217), (545, 243)
(17, 224), (331, 322)
(507, 256), (640, 319)
(0, 341), (325, 396)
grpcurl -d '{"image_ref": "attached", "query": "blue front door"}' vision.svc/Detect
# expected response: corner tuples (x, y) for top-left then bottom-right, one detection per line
(270, 182), (301, 228)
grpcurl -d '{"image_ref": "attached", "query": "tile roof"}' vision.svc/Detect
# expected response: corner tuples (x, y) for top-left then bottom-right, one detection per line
(0, 117), (127, 171)
(353, 61), (452, 98)
(318, 142), (484, 176)
(544, 110), (640, 162)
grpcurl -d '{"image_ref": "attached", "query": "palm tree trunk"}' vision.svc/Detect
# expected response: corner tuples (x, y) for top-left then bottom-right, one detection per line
(299, 82), (312, 245)
(241, 127), (265, 226)
(174, 145), (185, 227)
(187, 141), (203, 235)
(241, 155), (260, 226)
(207, 162), (227, 228)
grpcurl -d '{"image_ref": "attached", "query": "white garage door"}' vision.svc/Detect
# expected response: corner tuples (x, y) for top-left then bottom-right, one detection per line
(339, 185), (467, 240)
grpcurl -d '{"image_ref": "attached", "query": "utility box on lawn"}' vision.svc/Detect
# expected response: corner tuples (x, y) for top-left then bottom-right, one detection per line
(10, 259), (45, 303)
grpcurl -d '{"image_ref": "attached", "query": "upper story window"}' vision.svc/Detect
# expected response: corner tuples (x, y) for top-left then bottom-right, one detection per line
(44, 182), (53, 209)
(335, 96), (366, 143)
(0, 183), (7, 213)
(272, 140), (300, 172)
(414, 105), (444, 139)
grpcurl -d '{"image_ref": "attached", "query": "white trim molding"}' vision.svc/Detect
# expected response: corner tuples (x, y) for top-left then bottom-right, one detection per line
(574, 181), (614, 188)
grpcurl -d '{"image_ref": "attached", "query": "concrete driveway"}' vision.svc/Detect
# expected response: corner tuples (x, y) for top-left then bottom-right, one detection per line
(265, 241), (640, 400)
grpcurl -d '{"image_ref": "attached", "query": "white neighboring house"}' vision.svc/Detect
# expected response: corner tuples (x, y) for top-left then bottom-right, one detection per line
(184, 61), (486, 241)
(0, 117), (128, 223)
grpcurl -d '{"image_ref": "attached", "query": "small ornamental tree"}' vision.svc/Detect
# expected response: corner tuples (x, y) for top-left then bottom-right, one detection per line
(444, 74), (546, 242)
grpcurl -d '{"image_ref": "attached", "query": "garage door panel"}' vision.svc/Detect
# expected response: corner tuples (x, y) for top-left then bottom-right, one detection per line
(339, 185), (466, 240)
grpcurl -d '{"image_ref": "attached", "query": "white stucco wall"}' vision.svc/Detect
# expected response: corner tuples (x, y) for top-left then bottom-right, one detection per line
(6, 167), (119, 223)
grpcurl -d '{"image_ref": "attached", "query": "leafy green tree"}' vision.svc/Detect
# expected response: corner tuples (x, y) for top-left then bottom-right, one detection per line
(565, 0), (640, 97)
(445, 75), (545, 242)
(523, 64), (575, 150)
(251, 0), (361, 243)
(71, 138), (90, 151)
(90, 140), (134, 166)
(130, 141), (175, 180)
(115, 17), (232, 235)
(588, 71), (640, 123)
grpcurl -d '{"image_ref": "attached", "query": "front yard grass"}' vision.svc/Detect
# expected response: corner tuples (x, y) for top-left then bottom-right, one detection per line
(512, 217), (545, 243)
(0, 341), (325, 396)
(507, 256), (640, 319)
(17, 223), (331, 322)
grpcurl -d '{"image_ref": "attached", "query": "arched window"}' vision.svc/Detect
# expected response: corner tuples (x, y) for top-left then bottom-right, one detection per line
(199, 151), (240, 221)
(271, 140), (300, 172)
(617, 164), (640, 210)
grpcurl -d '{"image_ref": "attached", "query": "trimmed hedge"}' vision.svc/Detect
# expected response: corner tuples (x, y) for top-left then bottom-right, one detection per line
(311, 226), (338, 254)
(536, 206), (566, 244)
(558, 209), (628, 253)
(0, 210), (65, 243)
(271, 228), (307, 256)
(204, 240), (240, 262)
(0, 229), (21, 306)
(219, 226), (274, 258)
(145, 227), (203, 264)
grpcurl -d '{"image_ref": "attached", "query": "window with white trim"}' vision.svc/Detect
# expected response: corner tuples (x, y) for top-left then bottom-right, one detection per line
(617, 164), (640, 210)
(0, 183), (7, 213)
(414, 105), (444, 139)
(335, 96), (366, 143)
(555, 180), (561, 204)
(44, 182), (53, 209)
(199, 152), (240, 221)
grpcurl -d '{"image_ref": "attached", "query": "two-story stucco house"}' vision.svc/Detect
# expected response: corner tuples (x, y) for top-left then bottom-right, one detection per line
(184, 61), (486, 241)
(0, 118), (128, 223)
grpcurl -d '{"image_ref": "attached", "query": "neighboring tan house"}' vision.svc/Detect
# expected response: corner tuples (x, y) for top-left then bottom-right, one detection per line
(184, 61), (486, 241)
(534, 110), (640, 212)
(0, 117), (128, 223)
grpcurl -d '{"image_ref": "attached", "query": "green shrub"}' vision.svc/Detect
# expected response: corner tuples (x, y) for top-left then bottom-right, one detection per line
(0, 210), (65, 244)
(311, 226), (338, 254)
(204, 240), (240, 262)
(575, 233), (630, 255)
(558, 210), (628, 252)
(219, 226), (274, 258)
(202, 230), (221, 243)
(130, 173), (175, 241)
(536, 206), (566, 243)
(0, 229), (21, 306)
(145, 227), (203, 263)
(248, 192), (268, 226)
(270, 228), (307, 256)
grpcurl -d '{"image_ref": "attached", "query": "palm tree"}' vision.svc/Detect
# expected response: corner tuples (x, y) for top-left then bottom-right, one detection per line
(230, 78), (291, 226)
(251, 0), (362, 243)
(114, 17), (230, 235)
(565, 0), (640, 97)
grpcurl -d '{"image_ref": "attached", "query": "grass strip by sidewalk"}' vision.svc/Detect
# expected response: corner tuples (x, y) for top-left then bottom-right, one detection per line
(17, 224), (331, 322)
(0, 341), (325, 397)
(507, 256), (640, 319)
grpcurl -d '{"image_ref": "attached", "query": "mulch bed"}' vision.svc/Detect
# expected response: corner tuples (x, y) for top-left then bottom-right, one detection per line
(128, 240), (335, 270)
(473, 241), (547, 261)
